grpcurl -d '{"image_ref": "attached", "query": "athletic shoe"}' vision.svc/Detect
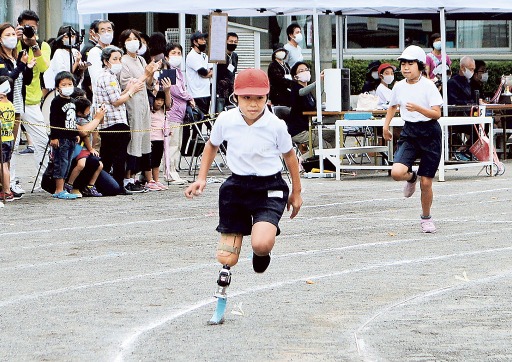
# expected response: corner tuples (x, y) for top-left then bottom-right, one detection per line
(155, 181), (168, 190)
(70, 188), (83, 198)
(19, 146), (34, 154)
(145, 180), (163, 191)
(9, 189), (23, 200)
(82, 185), (102, 197)
(454, 152), (470, 161)
(125, 182), (146, 193)
(168, 179), (187, 185)
(10, 181), (25, 195)
(0, 191), (14, 202)
(64, 182), (74, 193)
(403, 173), (417, 198)
(252, 253), (271, 273)
(421, 218), (437, 233)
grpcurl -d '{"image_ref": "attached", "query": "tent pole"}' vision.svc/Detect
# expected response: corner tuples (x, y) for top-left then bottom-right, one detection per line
(440, 7), (448, 117)
(313, 9), (325, 174)
(179, 13), (186, 72)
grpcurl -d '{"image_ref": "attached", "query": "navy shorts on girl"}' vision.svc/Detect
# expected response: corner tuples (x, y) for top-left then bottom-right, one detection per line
(394, 119), (442, 179)
(216, 172), (289, 236)
(1, 140), (14, 163)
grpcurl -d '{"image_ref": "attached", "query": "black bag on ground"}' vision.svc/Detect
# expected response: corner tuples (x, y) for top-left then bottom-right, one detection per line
(301, 155), (337, 172)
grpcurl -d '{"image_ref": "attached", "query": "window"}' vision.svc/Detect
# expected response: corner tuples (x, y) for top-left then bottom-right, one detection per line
(457, 20), (509, 48)
(346, 16), (399, 49)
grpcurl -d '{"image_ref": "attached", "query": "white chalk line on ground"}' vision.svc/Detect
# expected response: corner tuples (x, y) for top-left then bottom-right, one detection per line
(113, 245), (512, 361)
(353, 268), (512, 361)
(2, 225), (512, 309)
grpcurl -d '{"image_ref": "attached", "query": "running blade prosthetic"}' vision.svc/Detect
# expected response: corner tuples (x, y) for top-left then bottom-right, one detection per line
(207, 265), (231, 325)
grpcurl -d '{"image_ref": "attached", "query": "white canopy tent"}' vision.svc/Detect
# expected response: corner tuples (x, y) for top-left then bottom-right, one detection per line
(78, 0), (512, 172)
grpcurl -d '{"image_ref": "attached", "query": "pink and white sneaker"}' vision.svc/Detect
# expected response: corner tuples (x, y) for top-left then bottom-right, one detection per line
(155, 181), (168, 190)
(145, 180), (164, 191)
(420, 218), (436, 233)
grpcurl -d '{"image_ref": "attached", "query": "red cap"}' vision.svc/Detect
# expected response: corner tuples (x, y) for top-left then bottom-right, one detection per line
(234, 68), (270, 96)
(378, 63), (396, 74)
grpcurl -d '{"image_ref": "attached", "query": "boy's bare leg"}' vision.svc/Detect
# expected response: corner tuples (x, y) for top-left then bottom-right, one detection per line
(89, 161), (103, 185)
(1, 163), (10, 192)
(390, 163), (414, 181)
(251, 222), (276, 257)
(67, 158), (86, 185)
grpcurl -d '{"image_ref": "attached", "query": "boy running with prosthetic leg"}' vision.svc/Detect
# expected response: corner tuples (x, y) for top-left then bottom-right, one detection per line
(184, 68), (302, 324)
(383, 46), (443, 233)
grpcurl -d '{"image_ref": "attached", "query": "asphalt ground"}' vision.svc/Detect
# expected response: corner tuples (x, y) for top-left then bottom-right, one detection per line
(1, 154), (512, 361)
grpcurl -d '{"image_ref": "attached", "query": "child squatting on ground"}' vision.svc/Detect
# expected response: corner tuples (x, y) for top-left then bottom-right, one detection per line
(0, 76), (16, 203)
(383, 45), (443, 233)
(184, 68), (302, 298)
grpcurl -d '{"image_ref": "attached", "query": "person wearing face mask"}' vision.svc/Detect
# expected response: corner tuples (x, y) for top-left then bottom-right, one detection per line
(268, 44), (294, 107)
(94, 46), (145, 195)
(48, 71), (80, 199)
(87, 20), (115, 95)
(216, 32), (239, 112)
(470, 60), (489, 102)
(283, 23), (304, 69)
(137, 33), (151, 65)
(447, 56), (475, 106)
(44, 26), (83, 90)
(164, 43), (194, 184)
(0, 76), (17, 202)
(80, 20), (100, 101)
(426, 33), (452, 81)
(375, 63), (396, 110)
(362, 60), (382, 94)
(186, 31), (213, 115)
(286, 61), (333, 148)
(118, 29), (162, 192)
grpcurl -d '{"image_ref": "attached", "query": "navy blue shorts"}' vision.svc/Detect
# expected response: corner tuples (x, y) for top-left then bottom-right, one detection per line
(217, 173), (289, 236)
(1, 141), (14, 163)
(394, 120), (442, 179)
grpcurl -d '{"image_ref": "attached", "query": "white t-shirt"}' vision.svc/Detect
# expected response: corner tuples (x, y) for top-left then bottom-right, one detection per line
(284, 43), (303, 68)
(185, 49), (211, 98)
(209, 107), (293, 176)
(389, 76), (443, 122)
(375, 83), (393, 109)
(44, 48), (81, 89)
(88, 45), (103, 92)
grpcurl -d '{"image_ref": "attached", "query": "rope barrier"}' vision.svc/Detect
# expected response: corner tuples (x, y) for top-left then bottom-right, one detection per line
(14, 114), (220, 133)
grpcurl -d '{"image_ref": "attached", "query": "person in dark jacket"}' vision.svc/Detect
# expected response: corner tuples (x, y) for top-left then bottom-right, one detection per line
(268, 44), (294, 107)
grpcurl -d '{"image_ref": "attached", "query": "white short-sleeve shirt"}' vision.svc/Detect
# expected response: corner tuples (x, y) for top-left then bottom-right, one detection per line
(209, 108), (293, 176)
(375, 83), (393, 109)
(389, 76), (443, 122)
(185, 49), (211, 98)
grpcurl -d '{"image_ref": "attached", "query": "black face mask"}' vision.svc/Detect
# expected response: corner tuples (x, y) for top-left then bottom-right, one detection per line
(197, 43), (207, 52)
(227, 43), (237, 52)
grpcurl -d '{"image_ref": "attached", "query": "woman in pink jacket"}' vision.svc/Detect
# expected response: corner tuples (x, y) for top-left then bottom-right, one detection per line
(164, 43), (194, 184)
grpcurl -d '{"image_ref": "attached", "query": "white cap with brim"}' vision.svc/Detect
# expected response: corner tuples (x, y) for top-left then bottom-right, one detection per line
(0, 80), (10, 95)
(397, 45), (426, 64)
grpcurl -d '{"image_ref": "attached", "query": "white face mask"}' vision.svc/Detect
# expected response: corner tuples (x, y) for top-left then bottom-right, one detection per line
(383, 75), (394, 85)
(296, 71), (311, 83)
(60, 86), (74, 97)
(125, 40), (140, 54)
(0, 80), (11, 95)
(1, 36), (18, 50)
(481, 72), (489, 83)
(463, 67), (474, 80)
(136, 44), (147, 56)
(63, 37), (76, 46)
(99, 32), (113, 45)
(371, 71), (379, 80)
(168, 55), (182, 68)
(294, 33), (303, 43)
(109, 62), (123, 74)
(433, 41), (442, 51)
(275, 51), (286, 60)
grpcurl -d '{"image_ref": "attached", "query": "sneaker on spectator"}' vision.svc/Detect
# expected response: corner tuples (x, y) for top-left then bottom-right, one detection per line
(19, 146), (34, 155)
(125, 182), (146, 193)
(155, 181), (168, 190)
(0, 191), (14, 202)
(9, 189), (23, 200)
(145, 180), (163, 191)
(10, 181), (25, 195)
(82, 185), (102, 197)
(420, 218), (437, 233)
(70, 188), (83, 198)
(454, 152), (470, 161)
(64, 182), (74, 193)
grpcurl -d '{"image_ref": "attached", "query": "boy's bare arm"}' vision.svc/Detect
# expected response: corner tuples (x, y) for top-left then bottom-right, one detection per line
(282, 149), (303, 219)
(184, 140), (219, 198)
(383, 105), (398, 141)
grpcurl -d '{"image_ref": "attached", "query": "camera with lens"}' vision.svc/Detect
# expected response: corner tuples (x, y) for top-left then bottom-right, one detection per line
(22, 25), (35, 39)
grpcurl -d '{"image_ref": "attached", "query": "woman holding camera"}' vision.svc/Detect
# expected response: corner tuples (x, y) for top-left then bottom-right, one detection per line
(44, 25), (84, 90)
